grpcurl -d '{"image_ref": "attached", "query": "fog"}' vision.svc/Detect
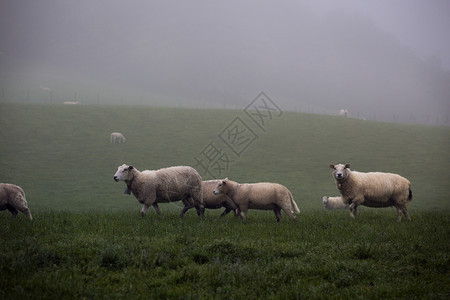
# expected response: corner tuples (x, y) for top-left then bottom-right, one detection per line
(1, 0), (449, 124)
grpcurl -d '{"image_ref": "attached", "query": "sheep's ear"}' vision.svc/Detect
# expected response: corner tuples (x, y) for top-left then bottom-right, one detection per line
(223, 178), (228, 184)
(345, 164), (350, 169)
(330, 165), (335, 169)
(128, 165), (134, 170)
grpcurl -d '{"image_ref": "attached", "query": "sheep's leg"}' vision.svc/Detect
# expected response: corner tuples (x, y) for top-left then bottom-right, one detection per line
(191, 204), (203, 217)
(140, 204), (150, 217)
(7, 205), (18, 218)
(349, 203), (357, 218)
(179, 205), (190, 217)
(197, 204), (205, 218)
(179, 198), (196, 217)
(152, 203), (162, 216)
(273, 206), (282, 222)
(223, 198), (237, 212)
(403, 208), (411, 221)
(179, 202), (193, 218)
(239, 205), (248, 221)
(396, 207), (403, 222)
(396, 206), (410, 222)
(220, 208), (231, 217)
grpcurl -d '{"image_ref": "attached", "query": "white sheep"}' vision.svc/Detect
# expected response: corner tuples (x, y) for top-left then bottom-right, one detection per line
(339, 109), (348, 117)
(201, 180), (238, 216)
(0, 183), (33, 220)
(110, 132), (126, 143)
(213, 178), (300, 222)
(330, 164), (412, 221)
(114, 164), (204, 217)
(322, 196), (349, 210)
(63, 101), (80, 105)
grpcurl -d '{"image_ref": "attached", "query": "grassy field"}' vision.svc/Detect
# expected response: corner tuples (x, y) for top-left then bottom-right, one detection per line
(0, 103), (448, 211)
(1, 211), (449, 299)
(0, 103), (449, 298)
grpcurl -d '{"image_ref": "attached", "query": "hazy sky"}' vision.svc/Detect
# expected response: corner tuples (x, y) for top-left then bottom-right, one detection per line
(2, 0), (448, 69)
(313, 0), (450, 71)
(0, 0), (449, 122)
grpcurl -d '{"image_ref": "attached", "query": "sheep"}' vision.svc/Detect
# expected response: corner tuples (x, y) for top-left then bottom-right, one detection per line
(322, 196), (349, 210)
(330, 164), (412, 221)
(213, 178), (299, 222)
(114, 164), (204, 217)
(201, 180), (238, 216)
(339, 109), (348, 117)
(63, 101), (80, 105)
(110, 132), (126, 143)
(0, 183), (33, 220)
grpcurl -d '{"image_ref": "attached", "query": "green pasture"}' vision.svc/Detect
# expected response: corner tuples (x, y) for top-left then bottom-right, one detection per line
(0, 103), (449, 299)
(0, 103), (448, 212)
(1, 210), (449, 299)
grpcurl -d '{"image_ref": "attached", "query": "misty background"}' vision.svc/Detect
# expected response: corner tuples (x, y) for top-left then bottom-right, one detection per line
(1, 0), (449, 125)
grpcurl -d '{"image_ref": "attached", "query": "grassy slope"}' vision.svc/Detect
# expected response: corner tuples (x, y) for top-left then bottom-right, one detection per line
(0, 103), (448, 212)
(0, 103), (449, 298)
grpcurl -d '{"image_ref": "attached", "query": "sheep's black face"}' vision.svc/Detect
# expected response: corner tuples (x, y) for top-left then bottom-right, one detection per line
(330, 164), (350, 181)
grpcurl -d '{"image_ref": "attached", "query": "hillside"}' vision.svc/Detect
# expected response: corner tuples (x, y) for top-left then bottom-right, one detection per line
(0, 103), (448, 212)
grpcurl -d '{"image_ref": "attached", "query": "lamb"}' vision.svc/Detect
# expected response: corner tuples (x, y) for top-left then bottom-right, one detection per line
(0, 183), (33, 220)
(200, 180), (237, 216)
(110, 132), (126, 143)
(322, 196), (349, 210)
(113, 164), (204, 217)
(330, 164), (412, 221)
(213, 178), (300, 222)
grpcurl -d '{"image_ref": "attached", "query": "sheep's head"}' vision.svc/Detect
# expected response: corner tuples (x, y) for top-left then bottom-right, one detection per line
(213, 178), (228, 195)
(114, 164), (134, 182)
(330, 164), (351, 181)
(322, 196), (329, 206)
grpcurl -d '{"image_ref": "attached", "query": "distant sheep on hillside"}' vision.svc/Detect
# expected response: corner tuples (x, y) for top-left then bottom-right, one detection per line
(0, 183), (33, 220)
(110, 132), (126, 143)
(330, 164), (412, 221)
(63, 101), (80, 105)
(339, 109), (348, 117)
(114, 164), (204, 218)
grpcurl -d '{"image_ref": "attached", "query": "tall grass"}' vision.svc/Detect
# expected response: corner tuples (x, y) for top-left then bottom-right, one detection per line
(0, 210), (449, 299)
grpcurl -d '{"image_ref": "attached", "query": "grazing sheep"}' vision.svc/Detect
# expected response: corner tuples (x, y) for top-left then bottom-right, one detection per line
(322, 196), (349, 210)
(110, 132), (126, 143)
(201, 180), (237, 216)
(339, 109), (348, 117)
(213, 178), (299, 222)
(330, 164), (412, 221)
(114, 164), (204, 217)
(0, 183), (33, 220)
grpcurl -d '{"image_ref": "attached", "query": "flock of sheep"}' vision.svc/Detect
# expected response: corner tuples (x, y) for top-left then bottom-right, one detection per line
(110, 162), (412, 222)
(1, 131), (413, 222)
